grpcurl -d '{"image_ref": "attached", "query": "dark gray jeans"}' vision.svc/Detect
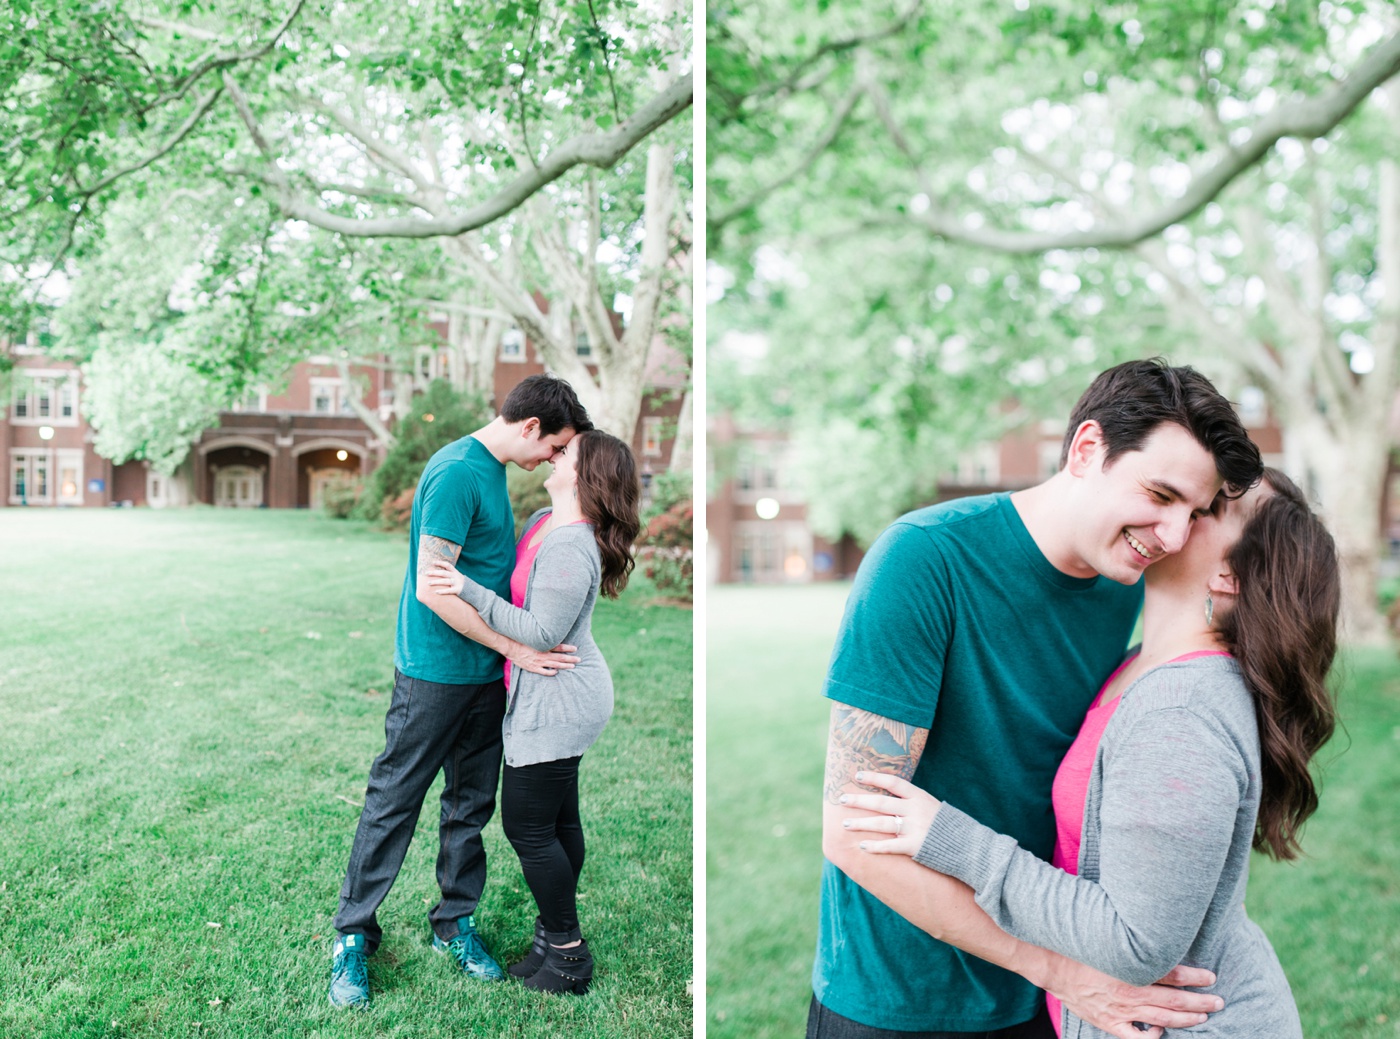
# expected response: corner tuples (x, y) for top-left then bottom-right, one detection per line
(334, 669), (507, 951)
(807, 998), (1055, 1039)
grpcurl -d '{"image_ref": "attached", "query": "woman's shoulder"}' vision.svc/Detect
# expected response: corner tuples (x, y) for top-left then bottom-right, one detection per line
(1118, 655), (1258, 739)
(538, 521), (602, 563)
(520, 507), (553, 539)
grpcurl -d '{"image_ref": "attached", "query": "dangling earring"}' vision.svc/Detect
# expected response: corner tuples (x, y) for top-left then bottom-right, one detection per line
(1204, 593), (1214, 627)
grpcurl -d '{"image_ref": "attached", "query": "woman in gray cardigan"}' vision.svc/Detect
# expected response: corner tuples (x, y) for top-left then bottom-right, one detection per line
(427, 429), (640, 995)
(843, 469), (1340, 1039)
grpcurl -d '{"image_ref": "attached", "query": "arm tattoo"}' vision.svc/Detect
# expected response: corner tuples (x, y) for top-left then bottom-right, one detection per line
(824, 703), (930, 805)
(418, 535), (462, 578)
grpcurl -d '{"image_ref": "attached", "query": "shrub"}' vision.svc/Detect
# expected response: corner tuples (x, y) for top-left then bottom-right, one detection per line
(637, 498), (694, 602)
(321, 475), (363, 519)
(357, 379), (494, 527)
(643, 468), (693, 526)
(509, 464), (552, 535)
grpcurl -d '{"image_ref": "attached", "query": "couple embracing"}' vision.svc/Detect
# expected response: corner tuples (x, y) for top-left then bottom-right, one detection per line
(816, 359), (1340, 1039)
(328, 374), (641, 1008)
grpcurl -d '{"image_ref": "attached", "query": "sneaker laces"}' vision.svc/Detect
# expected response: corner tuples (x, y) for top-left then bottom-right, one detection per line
(334, 948), (369, 991)
(446, 928), (491, 969)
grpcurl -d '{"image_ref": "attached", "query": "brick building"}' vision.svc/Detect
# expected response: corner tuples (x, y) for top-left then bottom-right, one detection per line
(707, 397), (1290, 585)
(5, 318), (687, 509)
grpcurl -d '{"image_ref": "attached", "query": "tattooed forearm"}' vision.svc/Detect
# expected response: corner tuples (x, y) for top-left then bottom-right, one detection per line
(824, 702), (930, 805)
(417, 535), (462, 578)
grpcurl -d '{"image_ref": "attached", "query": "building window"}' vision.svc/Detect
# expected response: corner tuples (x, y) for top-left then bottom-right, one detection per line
(642, 417), (664, 457)
(11, 372), (79, 426)
(310, 378), (353, 415)
(56, 449), (83, 504)
(10, 450), (51, 504)
(575, 331), (592, 358)
(415, 346), (443, 383)
(500, 328), (525, 362)
(1238, 386), (1268, 427)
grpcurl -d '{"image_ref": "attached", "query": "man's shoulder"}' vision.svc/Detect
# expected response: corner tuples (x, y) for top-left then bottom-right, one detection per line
(870, 494), (1007, 558)
(423, 436), (501, 483)
(891, 493), (1006, 535)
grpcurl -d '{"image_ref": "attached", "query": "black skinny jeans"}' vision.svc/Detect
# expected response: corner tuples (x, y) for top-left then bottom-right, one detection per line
(501, 755), (586, 935)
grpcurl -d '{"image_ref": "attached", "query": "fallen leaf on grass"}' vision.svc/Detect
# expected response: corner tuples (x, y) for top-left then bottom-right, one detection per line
(205, 922), (221, 929)
(348, 631), (364, 639)
(335, 794), (365, 808)
(305, 632), (322, 640)
(208, 998), (223, 1008)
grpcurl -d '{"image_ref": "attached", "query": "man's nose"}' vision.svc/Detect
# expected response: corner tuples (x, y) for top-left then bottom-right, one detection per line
(1157, 511), (1193, 555)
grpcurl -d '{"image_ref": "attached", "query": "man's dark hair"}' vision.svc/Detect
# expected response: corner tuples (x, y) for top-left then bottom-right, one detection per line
(1060, 357), (1262, 493)
(500, 373), (592, 436)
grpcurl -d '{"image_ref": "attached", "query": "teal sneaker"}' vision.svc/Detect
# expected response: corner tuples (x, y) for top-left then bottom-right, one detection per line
(328, 933), (371, 1009)
(431, 914), (505, 981)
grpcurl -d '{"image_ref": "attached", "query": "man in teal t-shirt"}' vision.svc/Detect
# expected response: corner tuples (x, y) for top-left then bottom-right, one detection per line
(328, 374), (591, 1010)
(812, 360), (1263, 1039)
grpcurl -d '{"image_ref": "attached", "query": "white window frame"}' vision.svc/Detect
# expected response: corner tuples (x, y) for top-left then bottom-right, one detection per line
(642, 417), (665, 457)
(500, 327), (526, 363)
(575, 330), (593, 358)
(10, 449), (53, 504)
(55, 449), (84, 505)
(309, 377), (351, 415)
(11, 370), (80, 427)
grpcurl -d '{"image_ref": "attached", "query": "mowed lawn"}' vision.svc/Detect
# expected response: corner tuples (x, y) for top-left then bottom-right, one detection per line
(706, 583), (1400, 1039)
(0, 507), (692, 1039)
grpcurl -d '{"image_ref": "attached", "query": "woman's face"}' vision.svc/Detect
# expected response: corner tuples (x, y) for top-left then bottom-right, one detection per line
(544, 434), (579, 496)
(1147, 481), (1270, 591)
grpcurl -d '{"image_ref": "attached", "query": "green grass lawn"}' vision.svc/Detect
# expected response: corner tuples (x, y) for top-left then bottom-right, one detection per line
(0, 507), (692, 1039)
(706, 583), (1400, 1039)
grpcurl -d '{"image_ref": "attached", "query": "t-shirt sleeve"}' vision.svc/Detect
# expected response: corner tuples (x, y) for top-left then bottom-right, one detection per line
(822, 521), (953, 728)
(418, 460), (480, 547)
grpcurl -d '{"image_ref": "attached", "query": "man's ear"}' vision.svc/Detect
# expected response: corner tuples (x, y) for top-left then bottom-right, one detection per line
(520, 417), (541, 440)
(1207, 570), (1239, 598)
(1064, 420), (1106, 478)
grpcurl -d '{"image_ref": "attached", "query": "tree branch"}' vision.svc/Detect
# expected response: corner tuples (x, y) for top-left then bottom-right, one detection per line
(78, 86), (223, 198)
(886, 30), (1400, 253)
(244, 73), (692, 238)
(709, 80), (864, 233)
(744, 1), (922, 107)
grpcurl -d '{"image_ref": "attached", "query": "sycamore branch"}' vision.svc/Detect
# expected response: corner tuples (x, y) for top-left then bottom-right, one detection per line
(78, 86), (223, 198)
(229, 73), (693, 239)
(745, 1), (922, 106)
(135, 0), (306, 113)
(875, 29), (1400, 253)
(709, 80), (864, 233)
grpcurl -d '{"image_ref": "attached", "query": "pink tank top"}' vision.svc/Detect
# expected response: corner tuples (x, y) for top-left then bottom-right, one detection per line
(501, 514), (551, 689)
(1044, 649), (1231, 1036)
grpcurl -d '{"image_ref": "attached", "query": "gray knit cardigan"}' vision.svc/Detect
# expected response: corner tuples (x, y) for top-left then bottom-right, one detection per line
(456, 508), (612, 768)
(915, 655), (1302, 1039)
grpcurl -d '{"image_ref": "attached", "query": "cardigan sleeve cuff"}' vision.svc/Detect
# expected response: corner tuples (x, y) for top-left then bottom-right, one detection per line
(913, 802), (1006, 892)
(455, 576), (494, 611)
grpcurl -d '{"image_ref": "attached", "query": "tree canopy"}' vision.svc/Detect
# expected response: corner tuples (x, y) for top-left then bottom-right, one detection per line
(708, 0), (1400, 639)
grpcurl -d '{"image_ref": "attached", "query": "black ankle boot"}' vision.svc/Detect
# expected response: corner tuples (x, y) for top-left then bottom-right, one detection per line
(508, 918), (549, 979)
(521, 933), (593, 995)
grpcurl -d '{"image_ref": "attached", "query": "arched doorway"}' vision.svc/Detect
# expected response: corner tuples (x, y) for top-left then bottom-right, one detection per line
(203, 442), (272, 507)
(293, 442), (366, 508)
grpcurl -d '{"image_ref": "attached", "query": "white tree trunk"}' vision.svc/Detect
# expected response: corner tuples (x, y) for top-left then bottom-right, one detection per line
(448, 142), (680, 439)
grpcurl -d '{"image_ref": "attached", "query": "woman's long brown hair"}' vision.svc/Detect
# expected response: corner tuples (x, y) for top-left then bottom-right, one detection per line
(573, 430), (641, 598)
(1216, 468), (1340, 860)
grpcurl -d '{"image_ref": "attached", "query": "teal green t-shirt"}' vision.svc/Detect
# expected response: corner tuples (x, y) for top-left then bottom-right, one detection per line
(815, 493), (1143, 1031)
(394, 436), (515, 684)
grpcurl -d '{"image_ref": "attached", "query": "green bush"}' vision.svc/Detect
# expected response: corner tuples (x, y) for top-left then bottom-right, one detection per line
(643, 468), (693, 526)
(508, 464), (552, 535)
(357, 379), (494, 527)
(638, 498), (694, 602)
(320, 474), (363, 519)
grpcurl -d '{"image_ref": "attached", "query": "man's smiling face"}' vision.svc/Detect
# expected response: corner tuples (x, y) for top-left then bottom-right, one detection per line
(1069, 421), (1223, 585)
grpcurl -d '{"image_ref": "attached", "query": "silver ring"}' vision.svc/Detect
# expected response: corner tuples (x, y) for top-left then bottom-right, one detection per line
(894, 815), (904, 836)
